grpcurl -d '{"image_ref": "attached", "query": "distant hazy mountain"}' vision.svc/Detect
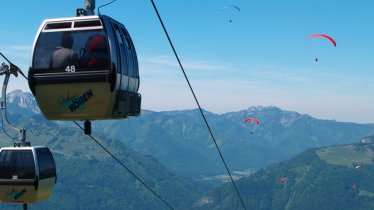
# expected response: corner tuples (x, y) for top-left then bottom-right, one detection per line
(4, 90), (374, 183)
(195, 142), (374, 210)
(6, 89), (40, 115)
(93, 106), (374, 181)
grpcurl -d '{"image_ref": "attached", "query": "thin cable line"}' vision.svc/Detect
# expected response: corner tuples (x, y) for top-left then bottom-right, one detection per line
(0, 52), (27, 80)
(15, 67), (27, 80)
(98, 0), (118, 15)
(73, 121), (174, 210)
(149, 1), (247, 209)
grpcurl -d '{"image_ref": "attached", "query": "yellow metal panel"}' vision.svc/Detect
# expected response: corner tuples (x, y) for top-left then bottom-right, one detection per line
(35, 178), (56, 202)
(0, 178), (55, 203)
(0, 185), (36, 203)
(34, 82), (116, 120)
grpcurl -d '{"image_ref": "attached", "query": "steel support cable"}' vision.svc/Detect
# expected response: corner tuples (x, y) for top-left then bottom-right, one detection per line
(73, 121), (174, 210)
(149, 1), (247, 209)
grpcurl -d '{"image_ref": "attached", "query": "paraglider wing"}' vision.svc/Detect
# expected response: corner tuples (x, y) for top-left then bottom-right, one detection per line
(309, 34), (336, 47)
(222, 5), (241, 12)
(229, 5), (240, 11)
(244, 118), (260, 124)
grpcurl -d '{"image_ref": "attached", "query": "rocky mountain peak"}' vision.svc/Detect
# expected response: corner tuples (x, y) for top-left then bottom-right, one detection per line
(6, 89), (40, 114)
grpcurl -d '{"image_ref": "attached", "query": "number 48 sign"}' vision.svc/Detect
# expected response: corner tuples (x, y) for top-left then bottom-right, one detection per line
(65, 65), (76, 72)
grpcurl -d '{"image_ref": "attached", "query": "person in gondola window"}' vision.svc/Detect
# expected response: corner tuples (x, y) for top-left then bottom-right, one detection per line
(50, 32), (78, 69)
(85, 35), (109, 69)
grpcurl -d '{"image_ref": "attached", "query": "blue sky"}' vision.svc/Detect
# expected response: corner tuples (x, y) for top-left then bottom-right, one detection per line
(1, 0), (374, 123)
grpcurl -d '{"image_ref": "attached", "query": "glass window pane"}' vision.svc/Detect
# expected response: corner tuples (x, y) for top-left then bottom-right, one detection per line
(120, 27), (132, 49)
(45, 22), (72, 30)
(113, 24), (124, 46)
(16, 150), (36, 179)
(0, 150), (35, 179)
(36, 148), (56, 179)
(32, 29), (110, 72)
(74, 20), (101, 28)
(0, 150), (12, 179)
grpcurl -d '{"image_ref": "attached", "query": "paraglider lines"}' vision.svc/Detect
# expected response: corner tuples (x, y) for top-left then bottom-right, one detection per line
(73, 121), (175, 210)
(150, 1), (248, 209)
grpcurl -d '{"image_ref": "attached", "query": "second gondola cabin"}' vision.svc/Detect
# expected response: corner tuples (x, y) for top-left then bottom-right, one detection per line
(0, 146), (56, 203)
(28, 15), (141, 120)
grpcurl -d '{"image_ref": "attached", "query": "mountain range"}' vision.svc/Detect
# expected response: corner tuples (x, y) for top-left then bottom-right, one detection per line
(2, 90), (374, 209)
(93, 102), (374, 183)
(4, 90), (374, 181)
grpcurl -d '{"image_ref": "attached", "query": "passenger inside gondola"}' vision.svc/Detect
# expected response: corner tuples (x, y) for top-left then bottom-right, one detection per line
(50, 32), (78, 69)
(84, 35), (109, 69)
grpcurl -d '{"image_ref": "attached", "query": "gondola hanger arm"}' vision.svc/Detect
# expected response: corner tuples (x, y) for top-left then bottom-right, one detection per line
(0, 52), (27, 146)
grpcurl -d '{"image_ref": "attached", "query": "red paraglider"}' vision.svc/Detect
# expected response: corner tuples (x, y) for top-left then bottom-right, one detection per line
(244, 118), (260, 125)
(279, 178), (287, 183)
(244, 118), (260, 134)
(308, 34), (336, 47)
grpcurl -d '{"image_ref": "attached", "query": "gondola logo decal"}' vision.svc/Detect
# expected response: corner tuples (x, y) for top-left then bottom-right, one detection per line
(6, 188), (27, 201)
(58, 89), (94, 112)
